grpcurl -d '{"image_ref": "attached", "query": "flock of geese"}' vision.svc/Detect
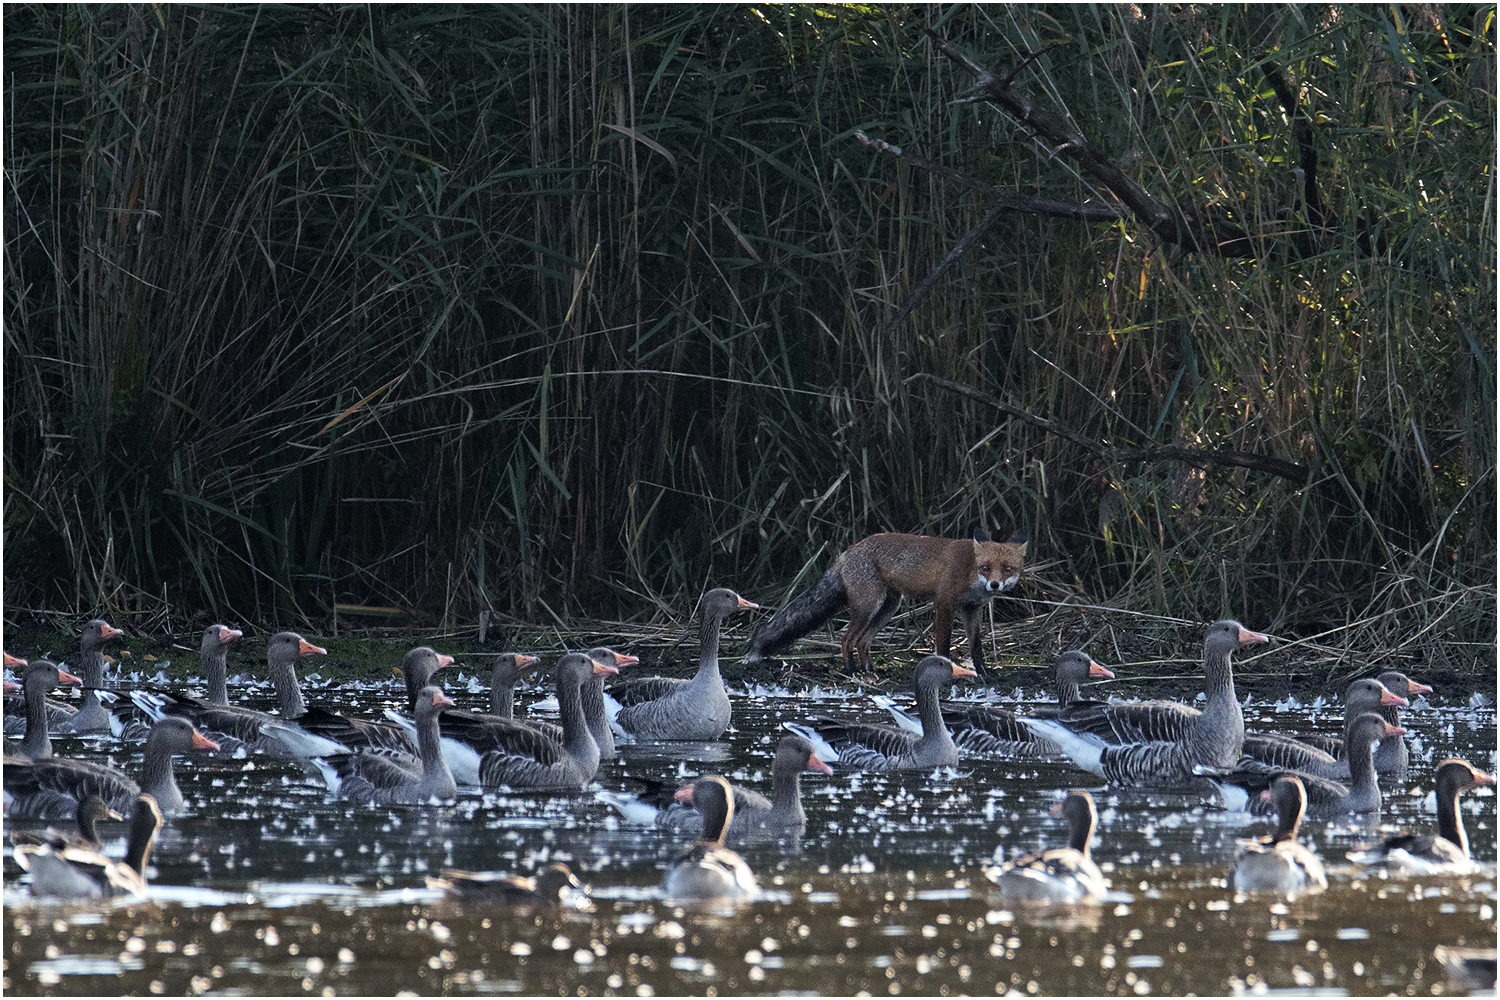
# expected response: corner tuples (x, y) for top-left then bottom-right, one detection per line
(2, 592), (1494, 913)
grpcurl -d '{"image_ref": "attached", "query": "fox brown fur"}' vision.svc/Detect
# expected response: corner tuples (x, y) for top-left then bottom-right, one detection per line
(746, 528), (1027, 673)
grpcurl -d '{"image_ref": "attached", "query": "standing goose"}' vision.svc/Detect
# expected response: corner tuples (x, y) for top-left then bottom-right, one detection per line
(611, 589), (759, 741)
(7, 661), (84, 760)
(13, 794), (162, 900)
(662, 776), (759, 900)
(1019, 620), (1268, 788)
(985, 790), (1108, 904)
(1347, 759), (1496, 874)
(1232, 776), (1328, 895)
(1206, 713), (1404, 817)
(939, 651), (1116, 755)
(3, 716), (219, 817)
(601, 735), (833, 845)
(128, 631), (344, 757)
(428, 862), (585, 905)
(1241, 678), (1407, 780)
(9, 794), (122, 853)
(475, 653), (618, 790)
(783, 656), (976, 771)
(312, 687), (458, 804)
(46, 619), (127, 735)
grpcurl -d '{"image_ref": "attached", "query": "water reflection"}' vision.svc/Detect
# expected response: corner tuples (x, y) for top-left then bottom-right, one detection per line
(4, 678), (1495, 995)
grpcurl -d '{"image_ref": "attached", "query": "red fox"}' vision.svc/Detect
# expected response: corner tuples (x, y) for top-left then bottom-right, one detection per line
(746, 528), (1027, 673)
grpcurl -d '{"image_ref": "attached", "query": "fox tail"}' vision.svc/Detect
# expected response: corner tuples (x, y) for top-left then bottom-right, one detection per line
(744, 571), (847, 661)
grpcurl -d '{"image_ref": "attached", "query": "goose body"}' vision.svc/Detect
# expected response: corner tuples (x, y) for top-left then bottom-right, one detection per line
(13, 794), (163, 900)
(612, 589), (758, 741)
(428, 862), (585, 904)
(662, 776), (759, 900)
(312, 686), (458, 804)
(297, 646), (455, 755)
(986, 791), (1107, 904)
(1232, 776), (1327, 895)
(476, 653), (617, 790)
(1347, 759), (1496, 874)
(1022, 620), (1267, 788)
(4, 716), (218, 817)
(784, 655), (974, 772)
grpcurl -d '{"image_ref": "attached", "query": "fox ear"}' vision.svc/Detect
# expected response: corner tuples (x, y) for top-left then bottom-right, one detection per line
(971, 526), (990, 543)
(1007, 527), (1029, 547)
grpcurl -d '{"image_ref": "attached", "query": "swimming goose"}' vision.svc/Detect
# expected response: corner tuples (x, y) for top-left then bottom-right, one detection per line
(938, 651), (1115, 755)
(1291, 672), (1428, 779)
(9, 794), (122, 853)
(7, 661), (83, 760)
(13, 794), (162, 899)
(479, 652), (542, 720)
(1019, 620), (1267, 788)
(475, 653), (617, 790)
(428, 862), (585, 904)
(4, 716), (219, 817)
(1204, 712), (1403, 817)
(49, 619), (126, 735)
(600, 735), (832, 845)
(783, 655), (975, 771)
(611, 588), (758, 741)
(985, 790), (1108, 904)
(116, 624), (245, 741)
(1347, 759), (1496, 874)
(1240, 678), (1406, 780)
(1232, 775), (1327, 895)
(128, 631), (345, 757)
(296, 646), (456, 754)
(662, 776), (759, 900)
(311, 686), (458, 804)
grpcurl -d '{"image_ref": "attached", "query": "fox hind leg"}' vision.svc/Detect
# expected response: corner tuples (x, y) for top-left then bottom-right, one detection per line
(842, 588), (900, 671)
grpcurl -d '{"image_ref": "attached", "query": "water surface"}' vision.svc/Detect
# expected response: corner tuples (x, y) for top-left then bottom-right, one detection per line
(4, 674), (1495, 996)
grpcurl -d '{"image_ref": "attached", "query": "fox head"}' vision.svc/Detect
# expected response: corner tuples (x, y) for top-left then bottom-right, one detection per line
(972, 528), (1027, 593)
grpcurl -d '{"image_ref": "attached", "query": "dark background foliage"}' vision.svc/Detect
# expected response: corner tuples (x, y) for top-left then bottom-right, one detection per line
(4, 4), (1493, 661)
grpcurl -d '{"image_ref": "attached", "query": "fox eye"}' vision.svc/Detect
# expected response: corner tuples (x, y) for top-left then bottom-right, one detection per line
(979, 563), (991, 573)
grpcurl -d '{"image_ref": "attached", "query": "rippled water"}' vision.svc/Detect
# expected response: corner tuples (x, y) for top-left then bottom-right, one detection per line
(4, 672), (1495, 996)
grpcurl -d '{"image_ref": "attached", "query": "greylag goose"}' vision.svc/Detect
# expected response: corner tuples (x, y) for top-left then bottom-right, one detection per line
(311, 686), (458, 804)
(662, 776), (759, 900)
(44, 619), (126, 735)
(938, 651), (1115, 755)
(3, 716), (219, 817)
(9, 794), (122, 853)
(985, 790), (1108, 904)
(1291, 671), (1428, 779)
(116, 624), (244, 741)
(478, 652), (541, 719)
(1240, 678), (1406, 780)
(1205, 712), (1404, 817)
(296, 646), (456, 754)
(783, 655), (975, 771)
(1347, 759), (1496, 874)
(7, 661), (83, 760)
(601, 735), (833, 845)
(1019, 620), (1267, 788)
(1232, 776), (1328, 895)
(611, 588), (758, 741)
(476, 653), (618, 790)
(428, 862), (585, 904)
(13, 794), (162, 899)
(129, 631), (345, 757)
